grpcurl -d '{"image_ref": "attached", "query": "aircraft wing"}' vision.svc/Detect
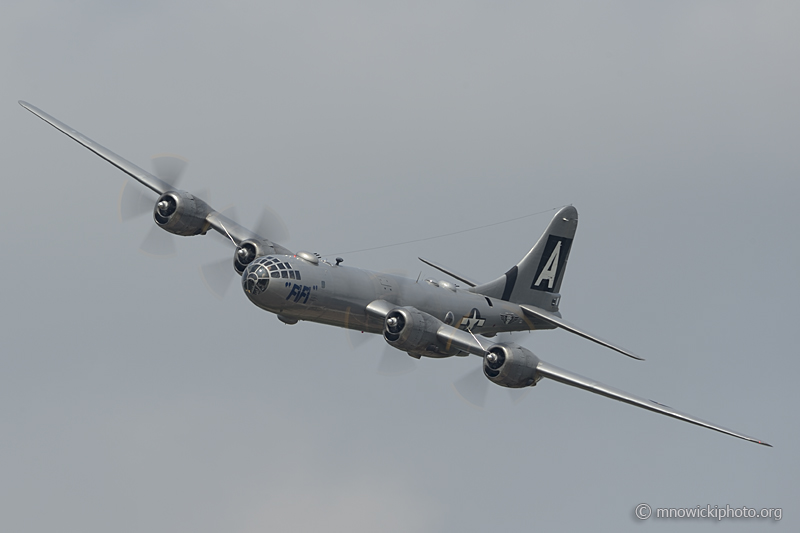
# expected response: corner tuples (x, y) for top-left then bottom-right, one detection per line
(520, 304), (643, 361)
(20, 101), (173, 195)
(19, 101), (284, 250)
(536, 360), (771, 446)
(418, 257), (478, 287)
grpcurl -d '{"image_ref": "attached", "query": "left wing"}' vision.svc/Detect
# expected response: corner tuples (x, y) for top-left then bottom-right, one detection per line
(19, 101), (288, 252)
(418, 257), (479, 287)
(536, 360), (771, 446)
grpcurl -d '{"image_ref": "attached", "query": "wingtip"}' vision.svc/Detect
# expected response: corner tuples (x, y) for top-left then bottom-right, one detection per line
(757, 440), (773, 448)
(619, 348), (645, 361)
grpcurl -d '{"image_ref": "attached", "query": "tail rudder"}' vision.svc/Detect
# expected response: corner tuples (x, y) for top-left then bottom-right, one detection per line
(472, 205), (577, 311)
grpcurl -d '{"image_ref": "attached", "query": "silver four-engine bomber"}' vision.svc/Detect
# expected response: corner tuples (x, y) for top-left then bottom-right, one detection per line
(20, 100), (771, 447)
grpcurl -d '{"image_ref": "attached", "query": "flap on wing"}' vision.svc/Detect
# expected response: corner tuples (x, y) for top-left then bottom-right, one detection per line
(520, 304), (643, 360)
(536, 361), (771, 446)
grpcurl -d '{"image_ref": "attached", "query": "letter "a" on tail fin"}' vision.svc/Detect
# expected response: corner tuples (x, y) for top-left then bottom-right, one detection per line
(471, 205), (577, 312)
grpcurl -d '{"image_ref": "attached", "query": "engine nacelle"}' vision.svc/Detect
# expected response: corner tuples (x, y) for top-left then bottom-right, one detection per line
(153, 190), (212, 236)
(483, 343), (541, 388)
(233, 239), (276, 274)
(384, 307), (447, 356)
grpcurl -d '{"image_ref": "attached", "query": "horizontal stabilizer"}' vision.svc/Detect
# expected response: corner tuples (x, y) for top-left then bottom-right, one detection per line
(418, 257), (478, 287)
(536, 361), (771, 446)
(520, 304), (643, 360)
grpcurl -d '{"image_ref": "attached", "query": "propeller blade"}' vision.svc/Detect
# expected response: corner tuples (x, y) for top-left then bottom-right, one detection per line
(452, 366), (490, 408)
(343, 304), (374, 350)
(194, 188), (211, 205)
(377, 344), (416, 376)
(151, 154), (188, 186)
(139, 225), (177, 257)
(199, 257), (236, 299)
(345, 327), (373, 351)
(254, 205), (290, 243)
(118, 181), (154, 221)
(508, 388), (530, 405)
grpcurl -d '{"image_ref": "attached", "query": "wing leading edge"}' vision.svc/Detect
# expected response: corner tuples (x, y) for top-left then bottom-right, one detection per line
(535, 361), (771, 447)
(19, 101), (172, 195)
(19, 101), (287, 251)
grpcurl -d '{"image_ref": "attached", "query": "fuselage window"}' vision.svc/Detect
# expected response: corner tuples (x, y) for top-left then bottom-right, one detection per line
(281, 271), (289, 278)
(271, 272), (280, 278)
(295, 271), (301, 280)
(321, 281), (326, 289)
(288, 271), (295, 279)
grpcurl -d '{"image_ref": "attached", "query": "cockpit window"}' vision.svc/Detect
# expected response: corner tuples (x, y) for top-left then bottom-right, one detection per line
(242, 259), (272, 296)
(243, 256), (300, 292)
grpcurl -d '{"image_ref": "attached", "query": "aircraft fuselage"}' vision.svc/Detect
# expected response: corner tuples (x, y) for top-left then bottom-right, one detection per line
(242, 254), (541, 343)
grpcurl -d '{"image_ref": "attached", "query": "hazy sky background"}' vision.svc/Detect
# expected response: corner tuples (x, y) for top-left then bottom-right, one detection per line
(2, 2), (798, 531)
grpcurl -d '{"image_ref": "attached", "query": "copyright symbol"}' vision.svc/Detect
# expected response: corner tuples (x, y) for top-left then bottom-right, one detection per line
(635, 503), (652, 520)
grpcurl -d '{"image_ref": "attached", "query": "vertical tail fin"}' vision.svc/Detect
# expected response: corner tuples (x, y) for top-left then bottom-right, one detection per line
(471, 206), (577, 311)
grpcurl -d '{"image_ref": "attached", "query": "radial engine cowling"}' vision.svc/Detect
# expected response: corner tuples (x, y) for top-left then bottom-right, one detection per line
(233, 239), (276, 274)
(483, 343), (542, 388)
(383, 307), (445, 356)
(153, 191), (212, 236)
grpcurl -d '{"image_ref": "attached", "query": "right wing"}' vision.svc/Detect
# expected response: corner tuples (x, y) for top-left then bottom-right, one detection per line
(520, 304), (643, 361)
(536, 360), (771, 447)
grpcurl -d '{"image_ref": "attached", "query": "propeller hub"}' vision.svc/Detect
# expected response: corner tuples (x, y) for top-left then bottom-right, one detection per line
(154, 194), (177, 218)
(235, 244), (257, 267)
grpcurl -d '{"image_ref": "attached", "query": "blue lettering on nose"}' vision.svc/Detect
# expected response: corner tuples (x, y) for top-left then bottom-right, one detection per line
(286, 284), (312, 304)
(286, 284), (301, 301)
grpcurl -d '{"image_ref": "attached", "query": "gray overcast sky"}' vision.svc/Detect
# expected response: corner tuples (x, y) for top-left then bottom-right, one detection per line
(2, 2), (798, 531)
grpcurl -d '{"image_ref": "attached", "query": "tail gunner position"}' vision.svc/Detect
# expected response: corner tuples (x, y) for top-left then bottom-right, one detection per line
(20, 101), (771, 447)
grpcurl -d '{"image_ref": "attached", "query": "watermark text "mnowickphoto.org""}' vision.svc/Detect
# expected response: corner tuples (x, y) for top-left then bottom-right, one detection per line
(635, 503), (782, 521)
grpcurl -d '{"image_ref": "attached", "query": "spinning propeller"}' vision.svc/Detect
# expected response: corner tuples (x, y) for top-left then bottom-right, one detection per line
(451, 333), (530, 408)
(117, 154), (289, 298)
(199, 204), (291, 299)
(118, 155), (205, 256)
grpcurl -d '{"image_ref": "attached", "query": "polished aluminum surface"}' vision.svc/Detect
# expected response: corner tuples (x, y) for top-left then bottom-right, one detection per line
(536, 361), (771, 446)
(20, 101), (771, 446)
